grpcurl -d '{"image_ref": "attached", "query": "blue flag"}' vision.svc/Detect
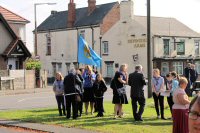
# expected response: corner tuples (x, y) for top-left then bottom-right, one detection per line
(78, 36), (102, 67)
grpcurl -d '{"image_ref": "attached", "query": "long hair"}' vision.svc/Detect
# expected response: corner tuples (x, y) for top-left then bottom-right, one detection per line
(55, 72), (64, 81)
(171, 71), (180, 81)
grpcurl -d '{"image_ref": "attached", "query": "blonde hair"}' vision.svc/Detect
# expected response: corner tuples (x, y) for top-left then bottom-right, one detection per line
(119, 64), (128, 72)
(179, 77), (188, 86)
(55, 72), (64, 80)
(153, 68), (160, 75)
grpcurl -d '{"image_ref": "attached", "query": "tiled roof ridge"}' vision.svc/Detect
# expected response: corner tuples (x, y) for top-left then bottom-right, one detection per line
(0, 5), (29, 23)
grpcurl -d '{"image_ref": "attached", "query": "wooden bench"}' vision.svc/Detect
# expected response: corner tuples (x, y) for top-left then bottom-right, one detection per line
(0, 77), (15, 90)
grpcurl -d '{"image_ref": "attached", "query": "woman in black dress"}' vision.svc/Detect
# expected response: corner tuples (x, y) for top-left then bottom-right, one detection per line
(112, 64), (128, 118)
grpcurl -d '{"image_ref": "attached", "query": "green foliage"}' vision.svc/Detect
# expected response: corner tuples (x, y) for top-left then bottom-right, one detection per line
(25, 58), (41, 70)
(0, 99), (173, 133)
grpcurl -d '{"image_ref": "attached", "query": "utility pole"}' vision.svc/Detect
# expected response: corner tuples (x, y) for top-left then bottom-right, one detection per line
(147, 0), (152, 98)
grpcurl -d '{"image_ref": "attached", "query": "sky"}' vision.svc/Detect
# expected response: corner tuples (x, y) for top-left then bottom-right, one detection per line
(1, 0), (200, 52)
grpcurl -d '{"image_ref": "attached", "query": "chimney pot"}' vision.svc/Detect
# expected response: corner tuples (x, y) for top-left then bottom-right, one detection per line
(88, 0), (96, 14)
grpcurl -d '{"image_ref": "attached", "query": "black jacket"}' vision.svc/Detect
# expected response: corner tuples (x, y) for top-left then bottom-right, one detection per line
(128, 71), (146, 98)
(64, 73), (82, 95)
(93, 80), (107, 98)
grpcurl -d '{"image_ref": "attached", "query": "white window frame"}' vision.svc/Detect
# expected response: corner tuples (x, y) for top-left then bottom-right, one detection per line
(163, 39), (170, 55)
(195, 41), (200, 55)
(105, 62), (114, 77)
(173, 62), (183, 75)
(103, 41), (109, 54)
(177, 40), (185, 55)
(195, 61), (200, 74)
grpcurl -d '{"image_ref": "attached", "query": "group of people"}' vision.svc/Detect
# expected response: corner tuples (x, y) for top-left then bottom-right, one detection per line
(52, 64), (200, 133)
(53, 65), (107, 119)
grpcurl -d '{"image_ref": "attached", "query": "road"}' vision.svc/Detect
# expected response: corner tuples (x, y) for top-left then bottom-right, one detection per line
(0, 85), (149, 111)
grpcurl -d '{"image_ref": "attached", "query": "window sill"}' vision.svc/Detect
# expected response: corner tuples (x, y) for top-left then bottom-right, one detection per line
(46, 54), (51, 56)
(102, 53), (109, 56)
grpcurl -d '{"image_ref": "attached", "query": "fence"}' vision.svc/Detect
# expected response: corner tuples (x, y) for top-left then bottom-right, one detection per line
(0, 69), (47, 90)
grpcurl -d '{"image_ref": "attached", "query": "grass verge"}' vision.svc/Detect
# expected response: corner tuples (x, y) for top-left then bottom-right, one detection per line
(0, 98), (172, 133)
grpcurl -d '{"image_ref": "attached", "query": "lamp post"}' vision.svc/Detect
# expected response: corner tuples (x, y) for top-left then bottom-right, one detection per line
(34, 3), (56, 56)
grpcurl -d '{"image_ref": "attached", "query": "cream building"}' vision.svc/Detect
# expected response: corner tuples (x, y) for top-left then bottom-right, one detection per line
(36, 0), (200, 82)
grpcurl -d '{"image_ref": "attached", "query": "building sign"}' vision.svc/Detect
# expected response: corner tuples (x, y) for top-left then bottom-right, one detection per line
(128, 38), (147, 48)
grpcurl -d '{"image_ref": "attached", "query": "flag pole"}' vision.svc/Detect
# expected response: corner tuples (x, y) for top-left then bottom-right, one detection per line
(76, 27), (79, 68)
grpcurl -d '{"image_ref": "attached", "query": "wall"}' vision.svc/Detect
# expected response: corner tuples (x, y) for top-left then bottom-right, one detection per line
(0, 70), (40, 90)
(37, 27), (101, 79)
(9, 23), (26, 43)
(0, 21), (13, 54)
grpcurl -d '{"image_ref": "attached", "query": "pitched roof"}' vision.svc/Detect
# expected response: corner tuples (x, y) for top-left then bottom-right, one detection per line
(0, 6), (29, 23)
(0, 13), (31, 57)
(2, 38), (31, 57)
(37, 2), (118, 32)
(134, 16), (200, 37)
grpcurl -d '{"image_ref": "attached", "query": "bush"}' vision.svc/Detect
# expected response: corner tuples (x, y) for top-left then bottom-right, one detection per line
(25, 58), (41, 70)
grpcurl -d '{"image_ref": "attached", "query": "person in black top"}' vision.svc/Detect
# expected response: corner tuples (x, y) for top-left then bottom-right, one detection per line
(190, 64), (198, 87)
(128, 65), (146, 121)
(184, 63), (192, 96)
(76, 68), (84, 117)
(64, 68), (82, 119)
(112, 64), (128, 119)
(93, 73), (107, 117)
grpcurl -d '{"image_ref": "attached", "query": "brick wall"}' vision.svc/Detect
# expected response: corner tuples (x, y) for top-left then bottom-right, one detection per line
(100, 4), (120, 35)
(25, 70), (35, 89)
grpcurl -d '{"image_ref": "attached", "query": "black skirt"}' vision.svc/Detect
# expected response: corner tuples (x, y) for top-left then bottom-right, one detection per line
(112, 93), (128, 104)
(83, 87), (95, 102)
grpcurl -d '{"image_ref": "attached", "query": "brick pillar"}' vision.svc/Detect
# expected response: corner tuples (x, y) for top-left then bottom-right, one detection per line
(67, 0), (76, 28)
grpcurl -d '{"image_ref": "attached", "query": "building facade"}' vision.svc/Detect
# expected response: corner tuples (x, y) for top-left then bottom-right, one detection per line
(36, 0), (200, 81)
(0, 6), (31, 70)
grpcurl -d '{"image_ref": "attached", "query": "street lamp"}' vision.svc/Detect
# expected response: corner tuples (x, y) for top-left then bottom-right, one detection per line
(34, 3), (56, 56)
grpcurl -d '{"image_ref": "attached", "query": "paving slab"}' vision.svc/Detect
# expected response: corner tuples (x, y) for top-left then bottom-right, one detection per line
(0, 119), (97, 133)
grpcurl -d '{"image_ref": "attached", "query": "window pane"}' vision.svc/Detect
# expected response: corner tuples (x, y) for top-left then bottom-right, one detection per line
(103, 41), (109, 54)
(177, 41), (185, 55)
(172, 62), (183, 75)
(106, 63), (113, 77)
(163, 39), (169, 55)
(195, 61), (200, 73)
(195, 41), (199, 55)
(46, 33), (51, 55)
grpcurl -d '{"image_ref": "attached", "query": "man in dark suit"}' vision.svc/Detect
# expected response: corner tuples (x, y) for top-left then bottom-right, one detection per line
(128, 65), (146, 121)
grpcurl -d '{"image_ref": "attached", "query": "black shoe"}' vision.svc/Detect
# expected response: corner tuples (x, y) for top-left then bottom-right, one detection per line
(161, 117), (167, 120)
(138, 118), (143, 121)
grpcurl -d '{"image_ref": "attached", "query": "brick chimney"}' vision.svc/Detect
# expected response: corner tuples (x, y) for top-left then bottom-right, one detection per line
(88, 0), (96, 14)
(67, 0), (76, 28)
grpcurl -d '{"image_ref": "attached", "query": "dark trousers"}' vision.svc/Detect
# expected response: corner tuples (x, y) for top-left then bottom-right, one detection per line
(65, 95), (78, 119)
(55, 95), (66, 116)
(131, 97), (145, 120)
(185, 79), (192, 96)
(95, 98), (104, 116)
(77, 94), (83, 116)
(152, 92), (164, 118)
(167, 94), (174, 115)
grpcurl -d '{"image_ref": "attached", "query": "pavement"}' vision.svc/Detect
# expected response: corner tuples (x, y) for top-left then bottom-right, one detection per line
(0, 86), (98, 133)
(0, 119), (96, 133)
